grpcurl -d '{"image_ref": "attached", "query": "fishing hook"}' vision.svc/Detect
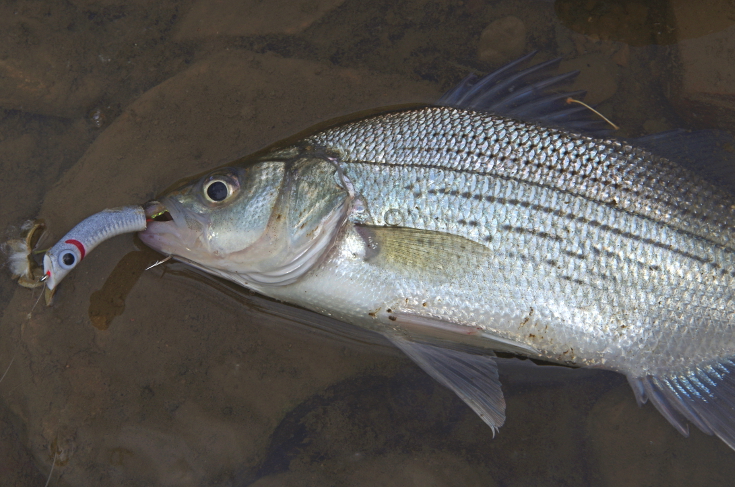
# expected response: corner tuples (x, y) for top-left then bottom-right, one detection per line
(145, 255), (172, 271)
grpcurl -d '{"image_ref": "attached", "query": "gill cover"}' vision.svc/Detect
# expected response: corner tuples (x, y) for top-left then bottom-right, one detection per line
(240, 150), (354, 285)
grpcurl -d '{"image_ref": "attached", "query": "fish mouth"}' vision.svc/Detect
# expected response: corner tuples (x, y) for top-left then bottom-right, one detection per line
(139, 198), (209, 259)
(144, 200), (174, 222)
(139, 199), (188, 254)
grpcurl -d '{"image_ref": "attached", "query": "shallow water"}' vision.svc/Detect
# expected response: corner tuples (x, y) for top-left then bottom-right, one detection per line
(1, 0), (735, 485)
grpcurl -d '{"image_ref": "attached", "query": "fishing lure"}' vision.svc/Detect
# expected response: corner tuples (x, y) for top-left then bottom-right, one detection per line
(3, 220), (47, 288)
(42, 206), (147, 290)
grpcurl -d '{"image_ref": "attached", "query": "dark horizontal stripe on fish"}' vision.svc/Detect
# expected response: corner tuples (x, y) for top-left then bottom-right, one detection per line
(501, 225), (563, 242)
(589, 245), (666, 274)
(504, 228), (660, 282)
(560, 275), (587, 286)
(400, 140), (724, 229)
(456, 193), (726, 281)
(456, 219), (480, 227)
(562, 249), (587, 260)
(425, 184), (722, 267)
(504, 251), (618, 289)
(352, 161), (735, 260)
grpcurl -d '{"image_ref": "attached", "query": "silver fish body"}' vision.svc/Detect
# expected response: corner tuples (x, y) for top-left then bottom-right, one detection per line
(140, 105), (735, 448)
(303, 107), (735, 373)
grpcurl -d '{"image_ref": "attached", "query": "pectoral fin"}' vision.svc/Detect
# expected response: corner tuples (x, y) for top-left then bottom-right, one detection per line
(355, 225), (540, 358)
(387, 335), (506, 433)
(355, 224), (492, 281)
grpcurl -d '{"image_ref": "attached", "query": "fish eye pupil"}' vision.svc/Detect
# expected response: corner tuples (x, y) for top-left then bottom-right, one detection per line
(206, 181), (228, 202)
(62, 252), (75, 266)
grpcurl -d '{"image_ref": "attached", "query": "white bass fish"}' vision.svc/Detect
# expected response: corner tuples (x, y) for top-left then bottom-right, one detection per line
(139, 54), (735, 449)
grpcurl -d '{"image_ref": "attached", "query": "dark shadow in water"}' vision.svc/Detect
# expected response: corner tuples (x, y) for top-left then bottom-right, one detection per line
(88, 249), (159, 330)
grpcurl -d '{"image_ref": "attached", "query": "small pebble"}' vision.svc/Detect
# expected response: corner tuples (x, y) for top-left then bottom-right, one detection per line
(89, 108), (106, 128)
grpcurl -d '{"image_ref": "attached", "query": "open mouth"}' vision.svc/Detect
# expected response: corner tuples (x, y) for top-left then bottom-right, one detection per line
(139, 198), (205, 258)
(151, 210), (173, 222)
(144, 201), (173, 222)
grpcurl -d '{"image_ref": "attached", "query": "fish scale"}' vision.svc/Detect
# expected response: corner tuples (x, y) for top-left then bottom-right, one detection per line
(312, 162), (729, 370)
(308, 106), (735, 251)
(301, 107), (735, 376)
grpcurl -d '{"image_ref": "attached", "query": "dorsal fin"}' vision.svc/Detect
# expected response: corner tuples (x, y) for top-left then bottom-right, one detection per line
(437, 51), (611, 135)
(634, 130), (735, 195)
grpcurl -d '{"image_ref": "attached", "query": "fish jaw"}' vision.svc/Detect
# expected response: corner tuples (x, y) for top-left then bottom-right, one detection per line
(139, 198), (212, 263)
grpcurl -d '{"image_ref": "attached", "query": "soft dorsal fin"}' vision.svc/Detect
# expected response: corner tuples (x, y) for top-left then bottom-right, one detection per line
(437, 51), (611, 135)
(633, 130), (735, 195)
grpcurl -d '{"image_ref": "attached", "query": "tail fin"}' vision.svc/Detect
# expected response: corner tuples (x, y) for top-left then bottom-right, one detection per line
(628, 359), (735, 450)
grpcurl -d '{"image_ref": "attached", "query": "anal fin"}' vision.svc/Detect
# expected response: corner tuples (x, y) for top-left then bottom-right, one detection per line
(387, 335), (505, 433)
(628, 358), (735, 450)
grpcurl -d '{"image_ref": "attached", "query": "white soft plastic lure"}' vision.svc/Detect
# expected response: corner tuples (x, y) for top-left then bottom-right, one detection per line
(42, 206), (147, 290)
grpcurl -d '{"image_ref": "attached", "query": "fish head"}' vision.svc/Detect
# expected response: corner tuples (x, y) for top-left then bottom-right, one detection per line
(139, 148), (352, 286)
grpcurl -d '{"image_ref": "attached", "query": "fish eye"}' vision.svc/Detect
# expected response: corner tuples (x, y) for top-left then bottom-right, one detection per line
(204, 180), (230, 202)
(201, 171), (240, 204)
(58, 251), (76, 270)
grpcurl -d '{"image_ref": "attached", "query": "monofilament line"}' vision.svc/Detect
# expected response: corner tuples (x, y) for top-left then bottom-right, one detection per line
(0, 356), (14, 385)
(566, 97), (619, 130)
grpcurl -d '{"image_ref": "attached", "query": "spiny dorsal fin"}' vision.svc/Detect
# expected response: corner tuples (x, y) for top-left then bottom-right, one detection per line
(437, 51), (611, 135)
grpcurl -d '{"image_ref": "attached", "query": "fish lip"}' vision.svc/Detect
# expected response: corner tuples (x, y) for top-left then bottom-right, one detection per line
(139, 198), (187, 252)
(143, 198), (187, 228)
(144, 200), (174, 222)
(139, 197), (212, 258)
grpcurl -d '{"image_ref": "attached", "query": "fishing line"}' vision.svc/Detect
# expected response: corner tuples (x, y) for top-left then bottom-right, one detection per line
(29, 287), (45, 316)
(0, 356), (14, 386)
(44, 451), (57, 487)
(566, 97), (619, 130)
(145, 255), (172, 271)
